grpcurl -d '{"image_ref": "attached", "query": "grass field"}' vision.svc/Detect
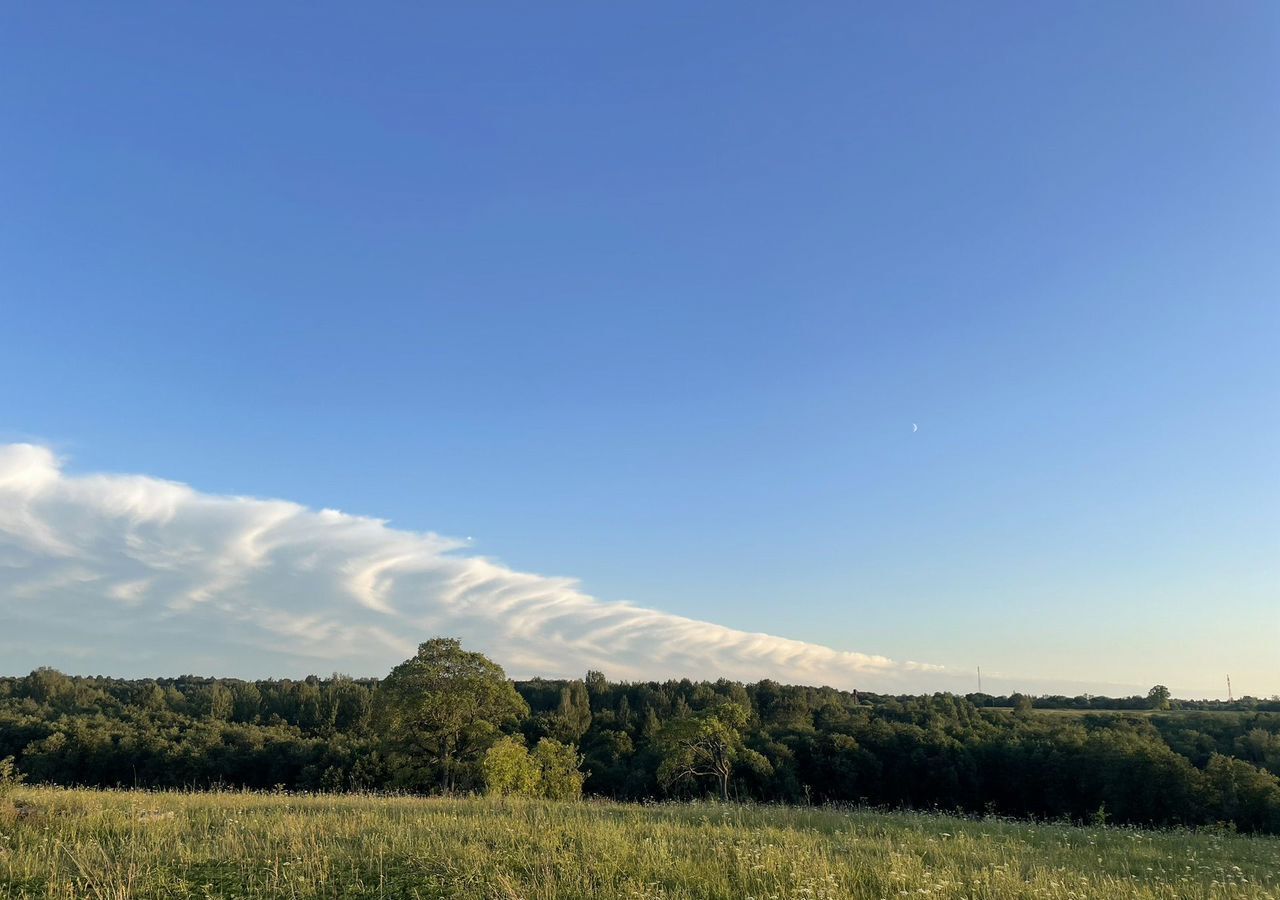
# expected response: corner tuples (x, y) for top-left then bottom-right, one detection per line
(2, 787), (1277, 899)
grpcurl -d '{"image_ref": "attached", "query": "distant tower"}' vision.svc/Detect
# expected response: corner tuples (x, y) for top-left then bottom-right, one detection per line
(1227, 674), (1233, 703)
(977, 666), (982, 694)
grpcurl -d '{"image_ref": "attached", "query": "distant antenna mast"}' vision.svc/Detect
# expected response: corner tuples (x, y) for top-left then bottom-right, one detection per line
(1227, 674), (1233, 703)
(977, 666), (982, 694)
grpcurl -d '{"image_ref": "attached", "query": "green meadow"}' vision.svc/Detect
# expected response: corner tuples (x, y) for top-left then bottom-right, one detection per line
(2, 787), (1276, 899)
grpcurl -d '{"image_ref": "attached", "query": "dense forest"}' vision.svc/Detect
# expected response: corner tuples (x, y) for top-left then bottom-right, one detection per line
(2, 639), (1279, 833)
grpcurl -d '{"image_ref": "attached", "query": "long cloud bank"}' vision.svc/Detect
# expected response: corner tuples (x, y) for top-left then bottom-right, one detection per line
(0, 443), (959, 688)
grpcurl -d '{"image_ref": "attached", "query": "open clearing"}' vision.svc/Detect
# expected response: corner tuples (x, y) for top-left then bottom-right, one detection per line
(2, 787), (1277, 899)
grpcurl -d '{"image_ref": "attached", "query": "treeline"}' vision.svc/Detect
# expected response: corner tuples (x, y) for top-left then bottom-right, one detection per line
(975, 692), (1280, 713)
(2, 642), (1279, 833)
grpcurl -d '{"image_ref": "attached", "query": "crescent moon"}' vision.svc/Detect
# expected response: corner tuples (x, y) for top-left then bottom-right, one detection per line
(912, 424), (918, 432)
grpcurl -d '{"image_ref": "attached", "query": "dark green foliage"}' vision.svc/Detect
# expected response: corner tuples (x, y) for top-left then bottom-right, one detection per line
(2, 655), (1278, 833)
(0, 755), (22, 794)
(657, 702), (758, 801)
(375, 639), (529, 793)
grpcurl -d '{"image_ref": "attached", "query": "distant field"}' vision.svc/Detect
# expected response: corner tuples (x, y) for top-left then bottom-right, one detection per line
(2, 788), (1277, 899)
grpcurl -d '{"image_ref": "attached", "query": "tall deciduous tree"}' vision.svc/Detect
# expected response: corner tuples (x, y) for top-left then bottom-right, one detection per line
(551, 681), (592, 743)
(657, 702), (760, 801)
(376, 639), (528, 792)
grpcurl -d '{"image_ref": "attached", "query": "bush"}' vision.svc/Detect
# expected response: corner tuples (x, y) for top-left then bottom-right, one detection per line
(0, 756), (23, 796)
(533, 739), (586, 801)
(482, 736), (540, 797)
(0, 756), (23, 826)
(482, 737), (585, 800)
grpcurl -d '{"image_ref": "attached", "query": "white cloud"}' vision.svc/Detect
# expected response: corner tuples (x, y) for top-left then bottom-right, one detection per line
(0, 442), (964, 687)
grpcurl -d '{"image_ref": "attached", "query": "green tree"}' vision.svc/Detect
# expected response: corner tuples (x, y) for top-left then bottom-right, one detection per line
(482, 736), (540, 797)
(231, 682), (262, 722)
(1236, 728), (1280, 771)
(206, 683), (234, 721)
(1203, 753), (1280, 833)
(657, 702), (751, 801)
(585, 669), (608, 699)
(482, 736), (585, 800)
(641, 707), (662, 741)
(25, 668), (74, 706)
(1147, 685), (1172, 710)
(532, 738), (586, 800)
(549, 681), (592, 743)
(140, 683), (167, 712)
(325, 675), (372, 734)
(376, 639), (529, 792)
(0, 756), (23, 797)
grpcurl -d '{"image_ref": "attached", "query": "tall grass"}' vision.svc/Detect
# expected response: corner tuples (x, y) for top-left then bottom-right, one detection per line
(1, 786), (1276, 899)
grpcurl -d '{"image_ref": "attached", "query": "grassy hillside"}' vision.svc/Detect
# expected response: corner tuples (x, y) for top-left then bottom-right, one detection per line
(2, 788), (1277, 899)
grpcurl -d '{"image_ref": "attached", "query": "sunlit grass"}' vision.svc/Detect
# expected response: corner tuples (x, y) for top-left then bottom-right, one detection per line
(1, 786), (1277, 898)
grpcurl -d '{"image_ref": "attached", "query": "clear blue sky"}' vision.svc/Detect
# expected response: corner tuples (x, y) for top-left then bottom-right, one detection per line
(2, 3), (1277, 695)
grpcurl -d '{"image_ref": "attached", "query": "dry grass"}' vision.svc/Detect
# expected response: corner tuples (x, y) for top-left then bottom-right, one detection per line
(1, 786), (1276, 899)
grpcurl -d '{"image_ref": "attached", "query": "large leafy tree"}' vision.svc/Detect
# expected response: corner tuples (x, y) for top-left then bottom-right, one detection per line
(657, 702), (767, 801)
(376, 639), (528, 792)
(1147, 684), (1172, 711)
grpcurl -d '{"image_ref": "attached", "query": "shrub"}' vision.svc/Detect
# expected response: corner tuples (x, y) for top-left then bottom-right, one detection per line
(0, 756), (23, 796)
(0, 756), (23, 826)
(533, 739), (586, 801)
(482, 736), (540, 797)
(482, 737), (585, 800)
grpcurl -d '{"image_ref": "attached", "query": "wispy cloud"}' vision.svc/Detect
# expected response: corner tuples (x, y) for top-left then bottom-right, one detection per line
(0, 442), (961, 686)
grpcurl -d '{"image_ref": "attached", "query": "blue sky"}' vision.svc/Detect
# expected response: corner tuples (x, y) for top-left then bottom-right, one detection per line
(2, 3), (1277, 695)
